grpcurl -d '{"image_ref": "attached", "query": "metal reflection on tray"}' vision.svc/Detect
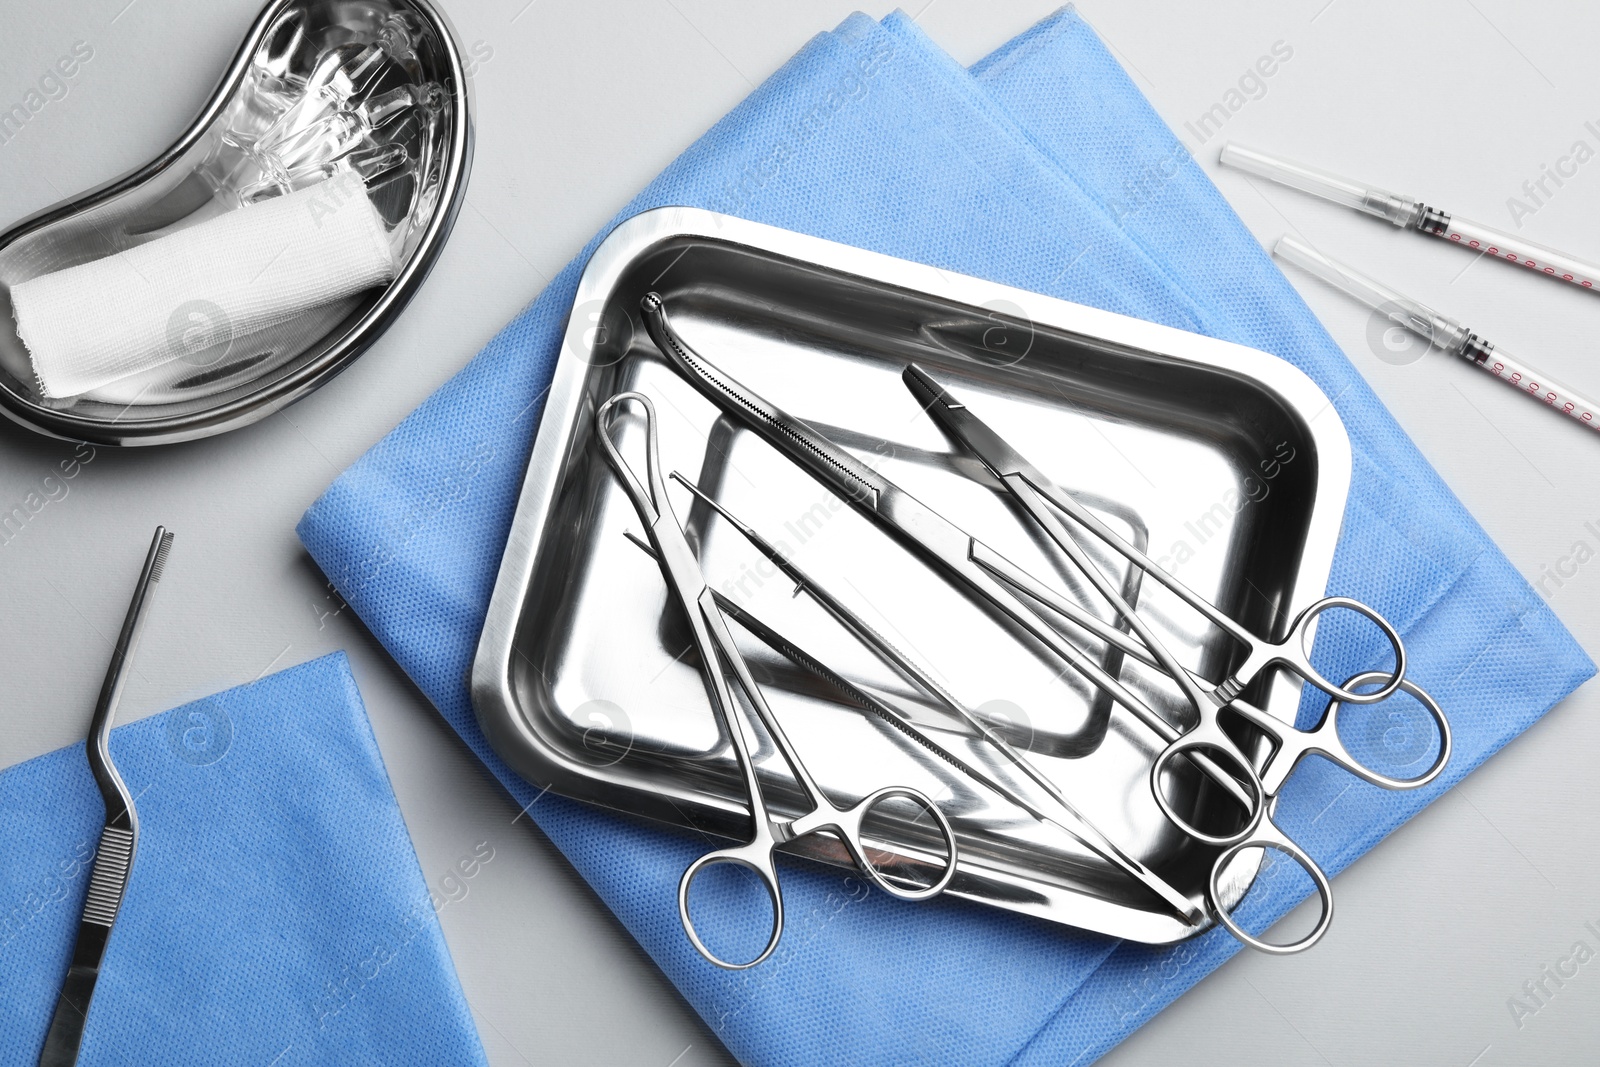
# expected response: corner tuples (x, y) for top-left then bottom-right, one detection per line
(473, 207), (1388, 948)
(0, 0), (472, 445)
(634, 292), (1445, 958)
(597, 389), (959, 970)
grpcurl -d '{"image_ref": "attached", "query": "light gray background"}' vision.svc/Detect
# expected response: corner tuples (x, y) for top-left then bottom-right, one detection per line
(2, 0), (1597, 1063)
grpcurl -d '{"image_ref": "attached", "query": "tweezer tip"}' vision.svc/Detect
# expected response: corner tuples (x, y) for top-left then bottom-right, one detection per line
(669, 471), (719, 511)
(148, 531), (175, 583)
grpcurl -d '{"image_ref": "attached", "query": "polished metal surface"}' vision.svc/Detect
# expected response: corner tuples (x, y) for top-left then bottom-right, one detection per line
(903, 365), (1450, 952)
(0, 0), (472, 446)
(38, 527), (173, 1067)
(4, 3), (1596, 1062)
(471, 206), (1354, 945)
(671, 455), (1202, 926)
(597, 390), (957, 970)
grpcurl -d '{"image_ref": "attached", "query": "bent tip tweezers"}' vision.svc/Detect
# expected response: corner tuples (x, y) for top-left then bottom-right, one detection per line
(38, 526), (174, 1067)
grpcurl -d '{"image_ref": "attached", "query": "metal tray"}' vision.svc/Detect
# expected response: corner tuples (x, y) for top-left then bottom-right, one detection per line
(0, 0), (472, 445)
(472, 207), (1352, 944)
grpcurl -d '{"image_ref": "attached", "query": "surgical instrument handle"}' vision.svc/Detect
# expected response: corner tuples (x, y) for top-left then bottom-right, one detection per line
(599, 393), (956, 970)
(637, 293), (1232, 778)
(709, 590), (1199, 923)
(669, 475), (1201, 923)
(901, 364), (1407, 708)
(39, 526), (173, 1067)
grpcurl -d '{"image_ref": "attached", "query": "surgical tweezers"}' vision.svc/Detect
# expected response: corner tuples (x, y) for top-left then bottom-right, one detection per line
(599, 391), (956, 970)
(904, 364), (1450, 952)
(39, 527), (174, 1067)
(638, 292), (1255, 811)
(670, 474), (1201, 924)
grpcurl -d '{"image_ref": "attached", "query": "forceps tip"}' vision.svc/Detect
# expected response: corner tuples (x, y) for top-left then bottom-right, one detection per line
(669, 471), (744, 531)
(147, 529), (175, 583)
(621, 529), (653, 557)
(901, 361), (936, 393)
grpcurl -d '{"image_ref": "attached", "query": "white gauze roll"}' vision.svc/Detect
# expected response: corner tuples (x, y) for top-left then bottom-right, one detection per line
(11, 171), (395, 399)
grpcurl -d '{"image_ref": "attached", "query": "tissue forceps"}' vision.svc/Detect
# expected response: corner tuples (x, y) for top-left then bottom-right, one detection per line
(901, 364), (1409, 708)
(638, 293), (1255, 814)
(598, 391), (957, 971)
(903, 364), (1452, 952)
(39, 527), (174, 1067)
(669, 475), (1201, 924)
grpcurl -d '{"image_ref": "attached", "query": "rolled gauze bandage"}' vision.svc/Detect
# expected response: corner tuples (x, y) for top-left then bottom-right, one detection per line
(11, 171), (395, 399)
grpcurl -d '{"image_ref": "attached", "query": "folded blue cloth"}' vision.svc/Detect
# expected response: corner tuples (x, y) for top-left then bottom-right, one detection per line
(297, 8), (1593, 1065)
(0, 652), (487, 1067)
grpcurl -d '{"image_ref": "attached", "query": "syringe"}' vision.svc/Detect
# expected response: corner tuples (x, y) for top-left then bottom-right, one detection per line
(1225, 143), (1600, 295)
(1275, 234), (1599, 433)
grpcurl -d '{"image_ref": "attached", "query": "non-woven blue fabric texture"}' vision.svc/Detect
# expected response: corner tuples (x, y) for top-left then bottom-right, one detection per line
(297, 8), (1593, 1066)
(0, 652), (488, 1067)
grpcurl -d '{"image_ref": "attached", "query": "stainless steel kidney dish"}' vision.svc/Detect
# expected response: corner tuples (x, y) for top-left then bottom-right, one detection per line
(0, 0), (471, 445)
(472, 207), (1354, 945)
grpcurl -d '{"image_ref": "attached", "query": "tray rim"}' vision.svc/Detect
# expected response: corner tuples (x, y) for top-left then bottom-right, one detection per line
(471, 205), (1354, 944)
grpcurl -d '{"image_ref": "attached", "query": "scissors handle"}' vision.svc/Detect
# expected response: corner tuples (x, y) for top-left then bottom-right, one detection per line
(1152, 668), (1450, 848)
(1149, 715), (1266, 849)
(790, 785), (959, 903)
(996, 445), (1411, 708)
(678, 832), (787, 971)
(1206, 813), (1335, 955)
(697, 575), (959, 908)
(677, 789), (955, 971)
(1237, 597), (1407, 706)
(1233, 670), (1452, 798)
(1188, 671), (1449, 954)
(602, 389), (959, 968)
(598, 390), (791, 970)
